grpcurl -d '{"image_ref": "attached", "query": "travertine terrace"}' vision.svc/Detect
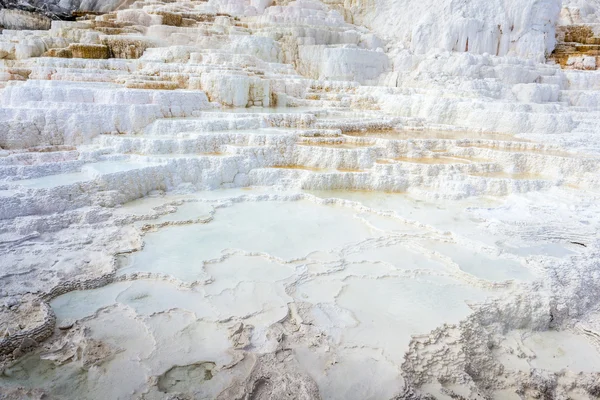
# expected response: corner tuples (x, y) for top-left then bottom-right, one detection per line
(0, 0), (600, 399)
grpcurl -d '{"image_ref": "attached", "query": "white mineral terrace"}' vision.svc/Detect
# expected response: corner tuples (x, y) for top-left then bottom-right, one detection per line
(1, 0), (600, 399)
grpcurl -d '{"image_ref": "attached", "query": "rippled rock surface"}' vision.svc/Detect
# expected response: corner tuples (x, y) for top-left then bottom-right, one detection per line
(1, 1), (600, 399)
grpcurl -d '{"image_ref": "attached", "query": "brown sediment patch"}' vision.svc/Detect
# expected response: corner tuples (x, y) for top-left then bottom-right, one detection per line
(562, 25), (594, 44)
(586, 37), (600, 45)
(101, 36), (156, 59)
(43, 48), (73, 58)
(551, 25), (600, 69)
(93, 20), (135, 29)
(68, 44), (109, 60)
(270, 165), (365, 173)
(388, 156), (474, 165)
(94, 27), (136, 35)
(124, 80), (180, 90)
(345, 129), (528, 142)
(297, 141), (373, 149)
(459, 143), (576, 157)
(150, 11), (183, 27)
(337, 168), (366, 173)
(5, 68), (32, 80)
(25, 145), (77, 153)
(468, 171), (546, 180)
(73, 11), (106, 19)
(184, 13), (216, 23)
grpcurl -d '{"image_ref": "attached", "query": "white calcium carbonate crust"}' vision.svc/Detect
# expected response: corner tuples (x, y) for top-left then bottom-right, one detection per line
(348, 0), (562, 61)
(0, 0), (600, 399)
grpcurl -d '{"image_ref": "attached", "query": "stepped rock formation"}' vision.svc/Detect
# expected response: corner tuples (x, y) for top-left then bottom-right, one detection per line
(1, 1), (600, 399)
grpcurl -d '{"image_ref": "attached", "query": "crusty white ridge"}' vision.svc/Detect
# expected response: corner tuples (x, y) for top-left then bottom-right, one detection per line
(1, 1), (600, 399)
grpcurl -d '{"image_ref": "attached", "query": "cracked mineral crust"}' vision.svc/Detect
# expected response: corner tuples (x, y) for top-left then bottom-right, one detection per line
(1, 0), (600, 399)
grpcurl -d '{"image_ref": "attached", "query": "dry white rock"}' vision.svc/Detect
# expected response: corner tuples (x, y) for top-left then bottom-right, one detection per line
(0, 0), (600, 399)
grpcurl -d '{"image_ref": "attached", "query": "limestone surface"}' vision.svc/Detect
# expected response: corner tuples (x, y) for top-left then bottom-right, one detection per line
(1, 1), (600, 399)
